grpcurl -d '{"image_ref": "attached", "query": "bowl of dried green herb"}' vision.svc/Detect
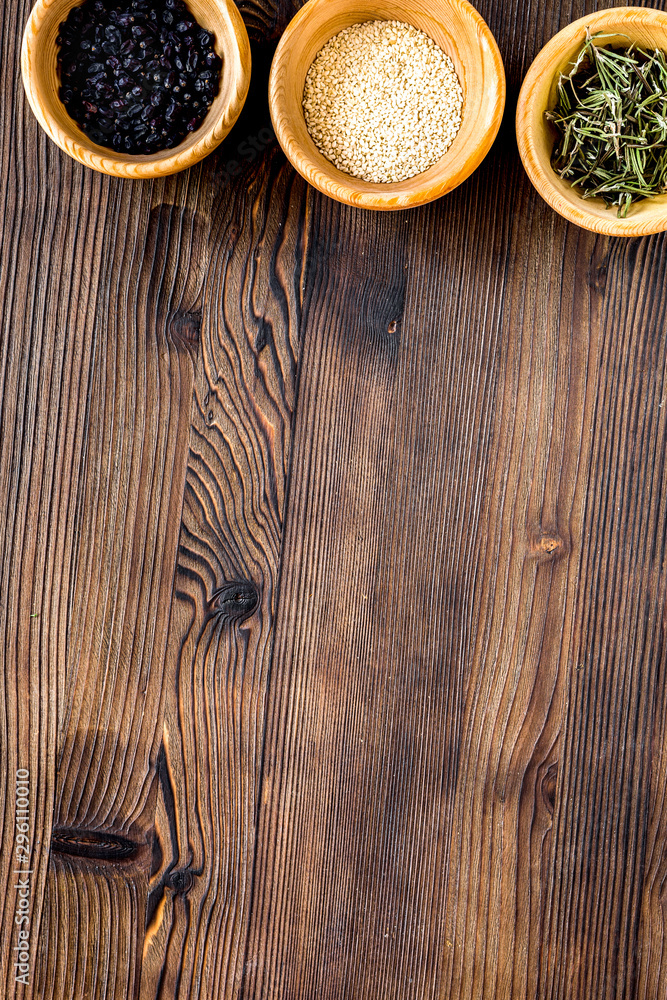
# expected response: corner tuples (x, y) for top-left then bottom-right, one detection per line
(516, 6), (667, 236)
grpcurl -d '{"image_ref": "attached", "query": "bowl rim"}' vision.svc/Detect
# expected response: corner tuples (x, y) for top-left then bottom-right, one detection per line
(516, 5), (667, 236)
(268, 0), (506, 210)
(20, 0), (251, 178)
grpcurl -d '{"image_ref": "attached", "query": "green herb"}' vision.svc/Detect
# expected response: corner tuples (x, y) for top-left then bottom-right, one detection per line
(546, 30), (667, 217)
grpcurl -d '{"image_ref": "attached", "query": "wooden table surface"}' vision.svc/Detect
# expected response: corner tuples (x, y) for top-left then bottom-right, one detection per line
(3, 1), (667, 997)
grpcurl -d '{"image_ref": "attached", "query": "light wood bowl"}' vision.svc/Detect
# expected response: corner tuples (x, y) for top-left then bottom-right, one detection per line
(21, 0), (251, 179)
(517, 7), (667, 236)
(268, 0), (506, 210)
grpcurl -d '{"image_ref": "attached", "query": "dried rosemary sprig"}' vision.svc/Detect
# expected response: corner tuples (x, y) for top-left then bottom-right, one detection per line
(546, 30), (667, 217)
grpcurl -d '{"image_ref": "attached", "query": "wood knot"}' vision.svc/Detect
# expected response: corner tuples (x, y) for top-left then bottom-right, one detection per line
(529, 532), (566, 562)
(51, 828), (137, 862)
(255, 320), (272, 354)
(210, 581), (259, 624)
(169, 310), (201, 349)
(589, 252), (609, 293)
(169, 869), (194, 895)
(541, 763), (558, 815)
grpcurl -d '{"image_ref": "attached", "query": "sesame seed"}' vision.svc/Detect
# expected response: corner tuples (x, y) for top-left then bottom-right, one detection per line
(303, 20), (463, 184)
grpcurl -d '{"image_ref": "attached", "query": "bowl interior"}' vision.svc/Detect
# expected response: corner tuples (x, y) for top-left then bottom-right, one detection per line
(519, 8), (667, 232)
(270, 0), (505, 208)
(24, 0), (246, 172)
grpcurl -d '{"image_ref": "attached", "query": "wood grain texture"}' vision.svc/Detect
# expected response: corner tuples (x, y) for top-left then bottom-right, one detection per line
(540, 233), (667, 1000)
(5, 0), (667, 997)
(243, 149), (584, 1000)
(135, 44), (310, 1000)
(4, 0), (311, 991)
(34, 174), (209, 1000)
(1, 0), (211, 995)
(243, 3), (667, 999)
(138, 145), (309, 1000)
(0, 4), (106, 991)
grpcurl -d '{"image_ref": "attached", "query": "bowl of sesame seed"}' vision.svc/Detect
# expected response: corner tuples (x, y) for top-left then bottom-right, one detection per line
(268, 0), (505, 210)
(21, 0), (251, 178)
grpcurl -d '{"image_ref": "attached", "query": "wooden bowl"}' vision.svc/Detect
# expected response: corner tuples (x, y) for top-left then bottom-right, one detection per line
(21, 0), (251, 179)
(268, 0), (506, 210)
(516, 7), (667, 236)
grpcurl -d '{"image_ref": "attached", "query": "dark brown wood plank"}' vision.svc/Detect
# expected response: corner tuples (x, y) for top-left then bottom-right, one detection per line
(4, 0), (310, 995)
(539, 233), (667, 1000)
(138, 147), (309, 1000)
(3, 0), (315, 990)
(34, 175), (210, 1000)
(242, 158), (582, 1000)
(243, 3), (667, 998)
(0, 4), (113, 992)
(0, 2), (212, 997)
(135, 5), (311, 993)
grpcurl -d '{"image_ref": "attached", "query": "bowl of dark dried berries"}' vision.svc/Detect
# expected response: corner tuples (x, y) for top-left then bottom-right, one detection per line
(21, 0), (251, 178)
